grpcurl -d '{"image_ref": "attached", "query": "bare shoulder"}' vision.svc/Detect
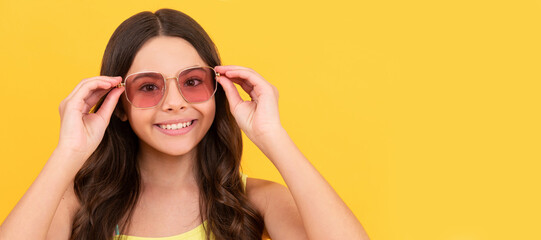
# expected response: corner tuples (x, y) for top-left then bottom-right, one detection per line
(45, 181), (81, 239)
(245, 177), (308, 240)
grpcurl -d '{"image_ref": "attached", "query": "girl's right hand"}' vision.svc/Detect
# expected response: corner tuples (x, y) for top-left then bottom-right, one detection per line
(56, 76), (125, 168)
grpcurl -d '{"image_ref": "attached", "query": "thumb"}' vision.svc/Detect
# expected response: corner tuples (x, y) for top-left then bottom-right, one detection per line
(96, 87), (125, 121)
(217, 75), (243, 110)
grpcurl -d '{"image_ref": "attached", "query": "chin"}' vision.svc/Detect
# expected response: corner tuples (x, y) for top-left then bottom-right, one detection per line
(159, 144), (197, 157)
(137, 137), (197, 158)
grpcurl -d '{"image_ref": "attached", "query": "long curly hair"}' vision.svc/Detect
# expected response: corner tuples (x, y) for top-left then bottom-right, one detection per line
(69, 9), (264, 240)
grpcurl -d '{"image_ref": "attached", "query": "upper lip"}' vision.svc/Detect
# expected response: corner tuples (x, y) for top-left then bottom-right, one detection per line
(155, 119), (195, 125)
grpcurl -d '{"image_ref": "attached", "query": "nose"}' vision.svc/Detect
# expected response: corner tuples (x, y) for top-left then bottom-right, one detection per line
(161, 76), (188, 111)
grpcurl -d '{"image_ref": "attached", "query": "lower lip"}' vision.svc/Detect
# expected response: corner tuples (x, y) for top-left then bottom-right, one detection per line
(154, 120), (196, 136)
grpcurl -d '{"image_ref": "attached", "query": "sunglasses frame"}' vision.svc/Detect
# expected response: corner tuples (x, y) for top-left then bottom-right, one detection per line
(117, 65), (220, 109)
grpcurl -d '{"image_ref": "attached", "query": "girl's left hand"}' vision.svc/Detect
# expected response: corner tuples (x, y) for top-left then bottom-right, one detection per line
(214, 65), (283, 145)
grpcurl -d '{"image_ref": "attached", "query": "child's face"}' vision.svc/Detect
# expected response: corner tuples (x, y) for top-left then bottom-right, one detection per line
(120, 36), (216, 157)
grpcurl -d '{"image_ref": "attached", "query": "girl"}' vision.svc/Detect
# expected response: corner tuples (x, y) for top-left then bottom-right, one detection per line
(0, 9), (369, 240)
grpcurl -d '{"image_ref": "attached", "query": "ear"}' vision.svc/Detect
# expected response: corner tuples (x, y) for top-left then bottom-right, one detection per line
(114, 105), (128, 122)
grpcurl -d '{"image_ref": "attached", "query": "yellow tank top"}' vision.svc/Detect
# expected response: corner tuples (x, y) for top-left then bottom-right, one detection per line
(113, 172), (248, 240)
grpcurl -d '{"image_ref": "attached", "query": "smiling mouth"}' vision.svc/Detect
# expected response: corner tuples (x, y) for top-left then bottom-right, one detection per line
(156, 120), (195, 130)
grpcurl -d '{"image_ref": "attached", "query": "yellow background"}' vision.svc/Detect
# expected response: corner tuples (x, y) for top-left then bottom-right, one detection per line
(1, 0), (540, 239)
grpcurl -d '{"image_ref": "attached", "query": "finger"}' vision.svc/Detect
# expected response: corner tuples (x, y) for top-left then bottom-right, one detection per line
(214, 66), (268, 88)
(70, 79), (118, 108)
(82, 76), (123, 105)
(222, 69), (269, 88)
(222, 70), (273, 100)
(227, 77), (254, 95)
(84, 88), (111, 107)
(79, 81), (117, 113)
(81, 77), (123, 112)
(65, 78), (119, 106)
(63, 80), (115, 115)
(214, 65), (255, 74)
(227, 78), (260, 103)
(66, 76), (121, 100)
(82, 87), (116, 114)
(96, 86), (125, 121)
(217, 75), (243, 108)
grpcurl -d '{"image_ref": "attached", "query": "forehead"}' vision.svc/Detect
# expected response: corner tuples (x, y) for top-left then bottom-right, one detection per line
(127, 36), (207, 76)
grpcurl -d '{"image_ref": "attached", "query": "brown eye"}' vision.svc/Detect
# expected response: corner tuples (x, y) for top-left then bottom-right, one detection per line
(139, 84), (159, 92)
(184, 78), (202, 87)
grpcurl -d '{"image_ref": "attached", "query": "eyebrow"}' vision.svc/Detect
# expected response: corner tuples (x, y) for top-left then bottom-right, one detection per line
(130, 72), (161, 83)
(180, 67), (207, 76)
(127, 66), (209, 81)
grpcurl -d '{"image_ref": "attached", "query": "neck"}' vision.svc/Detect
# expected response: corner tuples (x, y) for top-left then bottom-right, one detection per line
(137, 141), (198, 190)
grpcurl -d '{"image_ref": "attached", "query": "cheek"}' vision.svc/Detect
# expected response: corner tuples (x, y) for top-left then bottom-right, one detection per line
(126, 111), (155, 144)
(207, 100), (216, 123)
(198, 100), (216, 132)
(121, 98), (151, 133)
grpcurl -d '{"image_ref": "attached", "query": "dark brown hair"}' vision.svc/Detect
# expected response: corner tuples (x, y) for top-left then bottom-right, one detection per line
(70, 9), (264, 240)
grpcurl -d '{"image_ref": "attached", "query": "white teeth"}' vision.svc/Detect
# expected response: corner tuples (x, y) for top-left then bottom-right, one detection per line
(159, 121), (193, 130)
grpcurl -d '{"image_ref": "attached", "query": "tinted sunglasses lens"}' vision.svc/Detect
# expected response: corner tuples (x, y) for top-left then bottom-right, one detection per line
(125, 72), (165, 108)
(178, 67), (216, 103)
